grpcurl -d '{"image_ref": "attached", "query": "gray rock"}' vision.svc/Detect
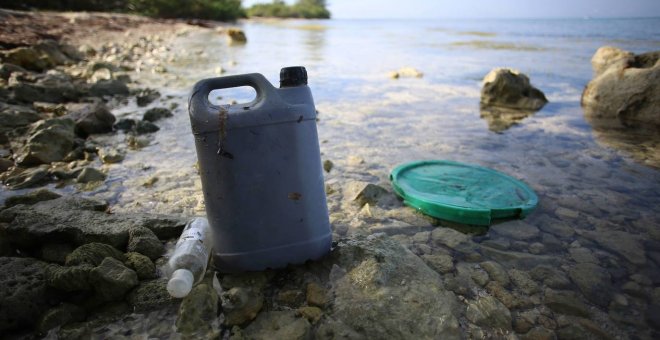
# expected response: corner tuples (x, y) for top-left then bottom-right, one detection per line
(65, 242), (126, 266)
(124, 252), (157, 279)
(1, 46), (52, 71)
(0, 158), (13, 172)
(176, 282), (218, 334)
(347, 181), (391, 207)
(0, 103), (41, 128)
(10, 73), (81, 103)
(568, 263), (612, 307)
(275, 289), (305, 308)
(136, 120), (160, 134)
(481, 238), (511, 250)
(530, 265), (572, 289)
(569, 247), (598, 264)
(33, 40), (74, 66)
(0, 257), (50, 332)
(88, 79), (129, 97)
(582, 47), (660, 131)
(127, 226), (164, 260)
(143, 107), (173, 122)
(76, 167), (106, 183)
(136, 88), (161, 107)
(490, 221), (540, 240)
(297, 306), (323, 324)
(544, 289), (591, 317)
(519, 326), (556, 340)
(221, 286), (264, 326)
(239, 311), (311, 340)
(15, 118), (75, 166)
(65, 102), (116, 138)
(113, 118), (137, 131)
(98, 147), (125, 164)
(508, 269), (540, 295)
(465, 295), (512, 331)
(480, 245), (559, 269)
(537, 215), (575, 238)
(480, 261), (510, 286)
(579, 228), (646, 265)
(39, 243), (73, 264)
(0, 196), (186, 250)
(306, 282), (329, 308)
(481, 68), (548, 110)
(37, 303), (85, 333)
(4, 188), (61, 208)
(422, 254), (454, 274)
(1, 165), (50, 190)
(431, 227), (472, 250)
(89, 257), (138, 301)
(328, 235), (461, 339)
(46, 264), (93, 291)
(0, 63), (28, 80)
(127, 279), (176, 311)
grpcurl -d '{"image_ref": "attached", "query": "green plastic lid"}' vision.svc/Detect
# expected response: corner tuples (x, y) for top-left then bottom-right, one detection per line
(390, 160), (538, 225)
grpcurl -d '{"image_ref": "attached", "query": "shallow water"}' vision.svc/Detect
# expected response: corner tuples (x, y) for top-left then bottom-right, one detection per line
(10, 17), (660, 337)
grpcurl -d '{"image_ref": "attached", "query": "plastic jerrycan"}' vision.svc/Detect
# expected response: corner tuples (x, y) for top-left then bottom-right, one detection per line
(188, 66), (332, 273)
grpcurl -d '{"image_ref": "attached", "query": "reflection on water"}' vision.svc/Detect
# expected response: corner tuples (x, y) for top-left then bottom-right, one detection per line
(479, 104), (538, 133)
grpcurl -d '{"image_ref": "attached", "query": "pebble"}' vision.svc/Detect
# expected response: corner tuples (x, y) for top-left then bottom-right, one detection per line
(306, 282), (329, 308)
(465, 295), (512, 331)
(480, 261), (510, 286)
(508, 269), (540, 295)
(421, 254), (454, 274)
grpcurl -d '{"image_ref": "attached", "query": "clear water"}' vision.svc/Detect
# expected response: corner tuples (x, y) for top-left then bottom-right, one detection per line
(10, 17), (660, 337)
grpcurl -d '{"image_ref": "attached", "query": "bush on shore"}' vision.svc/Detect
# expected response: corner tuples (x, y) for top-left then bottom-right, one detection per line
(248, 0), (330, 19)
(0, 0), (246, 21)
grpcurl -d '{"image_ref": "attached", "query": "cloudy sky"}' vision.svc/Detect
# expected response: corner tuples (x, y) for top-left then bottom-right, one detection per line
(243, 0), (660, 19)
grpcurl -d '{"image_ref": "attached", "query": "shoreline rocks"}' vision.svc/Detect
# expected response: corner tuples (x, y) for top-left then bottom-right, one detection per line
(480, 68), (548, 111)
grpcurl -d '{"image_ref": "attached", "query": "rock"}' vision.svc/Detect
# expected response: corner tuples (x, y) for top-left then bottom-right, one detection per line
(544, 289), (591, 317)
(537, 215), (576, 238)
(37, 303), (85, 333)
(1, 46), (51, 71)
(297, 306), (323, 324)
(275, 289), (305, 307)
(127, 279), (176, 311)
(239, 311), (311, 340)
(508, 269), (540, 295)
(97, 147), (125, 164)
(481, 68), (548, 110)
(221, 286), (264, 326)
(568, 263), (612, 307)
(46, 264), (93, 291)
(480, 245), (559, 269)
(480, 261), (510, 286)
(226, 28), (247, 43)
(89, 257), (139, 301)
(1, 165), (51, 190)
(323, 159), (333, 173)
(0, 257), (50, 332)
(520, 326), (555, 340)
(76, 167), (106, 183)
(465, 295), (512, 331)
(88, 79), (129, 97)
(485, 281), (528, 310)
(422, 254), (454, 274)
(0, 63), (28, 80)
(15, 118), (75, 166)
(136, 120), (160, 134)
(582, 47), (659, 131)
(0, 195), (194, 257)
(65, 242), (126, 266)
(328, 235), (461, 339)
(65, 102), (116, 138)
(530, 265), (571, 289)
(306, 282), (329, 308)
(578, 228), (646, 265)
(176, 282), (218, 334)
(33, 40), (74, 66)
(39, 243), (73, 264)
(556, 323), (592, 340)
(431, 227), (472, 250)
(124, 252), (157, 280)
(0, 158), (13, 172)
(10, 72), (81, 103)
(114, 118), (136, 131)
(389, 67), (423, 79)
(347, 181), (391, 207)
(4, 188), (61, 208)
(143, 107), (173, 122)
(569, 247), (599, 264)
(490, 221), (540, 240)
(127, 226), (164, 260)
(136, 88), (161, 107)
(0, 102), (42, 128)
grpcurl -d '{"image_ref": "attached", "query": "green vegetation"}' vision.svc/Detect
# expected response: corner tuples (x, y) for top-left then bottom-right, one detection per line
(0, 0), (246, 21)
(248, 0), (330, 19)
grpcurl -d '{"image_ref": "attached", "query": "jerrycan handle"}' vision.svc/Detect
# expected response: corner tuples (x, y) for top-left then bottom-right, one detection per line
(189, 73), (280, 129)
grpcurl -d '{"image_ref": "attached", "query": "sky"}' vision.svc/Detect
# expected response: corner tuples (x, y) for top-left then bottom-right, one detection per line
(242, 0), (660, 19)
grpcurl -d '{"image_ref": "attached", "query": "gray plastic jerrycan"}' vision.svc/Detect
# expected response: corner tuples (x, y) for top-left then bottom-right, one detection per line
(188, 66), (332, 273)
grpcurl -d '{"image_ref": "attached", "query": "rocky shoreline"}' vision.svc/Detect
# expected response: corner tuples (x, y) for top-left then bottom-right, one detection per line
(0, 9), (659, 340)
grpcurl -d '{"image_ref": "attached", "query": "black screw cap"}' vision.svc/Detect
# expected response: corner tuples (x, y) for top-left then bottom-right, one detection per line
(280, 66), (308, 88)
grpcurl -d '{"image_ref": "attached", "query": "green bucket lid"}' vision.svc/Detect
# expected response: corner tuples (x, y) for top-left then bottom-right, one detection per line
(390, 160), (538, 226)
